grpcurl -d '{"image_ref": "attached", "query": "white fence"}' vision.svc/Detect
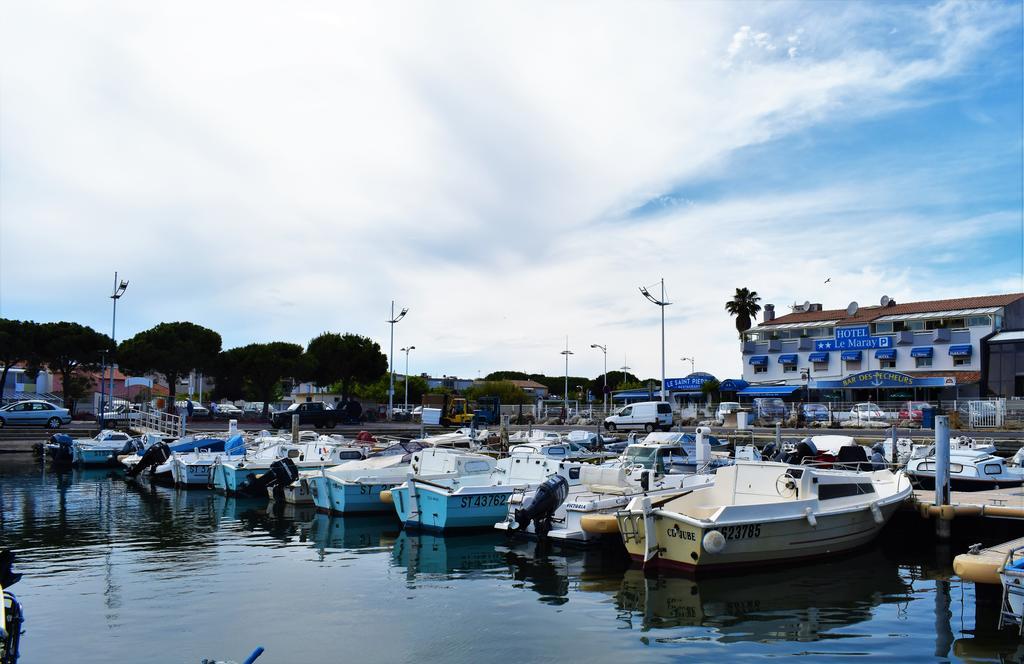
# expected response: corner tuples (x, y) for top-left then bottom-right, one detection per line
(129, 403), (184, 437)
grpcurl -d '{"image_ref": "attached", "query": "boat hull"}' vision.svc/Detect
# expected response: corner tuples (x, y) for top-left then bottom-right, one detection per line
(308, 475), (400, 514)
(211, 463), (264, 494)
(392, 484), (513, 531)
(619, 502), (901, 574)
(171, 458), (217, 487)
(72, 447), (124, 467)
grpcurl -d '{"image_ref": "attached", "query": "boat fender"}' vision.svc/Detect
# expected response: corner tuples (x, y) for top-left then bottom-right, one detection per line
(805, 507), (817, 528)
(641, 470), (651, 493)
(379, 489), (393, 505)
(702, 530), (726, 554)
(870, 502), (884, 525)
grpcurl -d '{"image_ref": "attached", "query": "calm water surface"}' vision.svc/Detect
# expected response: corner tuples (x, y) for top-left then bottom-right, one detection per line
(1, 457), (1022, 663)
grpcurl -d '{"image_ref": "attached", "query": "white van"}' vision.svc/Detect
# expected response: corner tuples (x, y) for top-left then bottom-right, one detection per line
(604, 401), (674, 432)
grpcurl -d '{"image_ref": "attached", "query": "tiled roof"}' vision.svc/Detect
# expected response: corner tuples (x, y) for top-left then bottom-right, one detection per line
(762, 293), (1024, 327)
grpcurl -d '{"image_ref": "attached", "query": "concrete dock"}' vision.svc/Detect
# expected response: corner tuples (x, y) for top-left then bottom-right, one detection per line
(913, 487), (1024, 520)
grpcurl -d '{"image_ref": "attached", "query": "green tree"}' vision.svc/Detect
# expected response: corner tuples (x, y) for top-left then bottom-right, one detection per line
(464, 380), (529, 405)
(235, 342), (305, 418)
(35, 321), (114, 412)
(118, 322), (222, 410)
(484, 370), (530, 381)
(0, 319), (41, 397)
(700, 378), (721, 403)
(211, 347), (248, 401)
(725, 287), (762, 339)
(305, 332), (347, 389)
(337, 333), (388, 397)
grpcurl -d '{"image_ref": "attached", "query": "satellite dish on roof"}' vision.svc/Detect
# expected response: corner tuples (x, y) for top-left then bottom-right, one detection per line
(802, 300), (811, 312)
(846, 301), (859, 317)
(880, 295), (890, 307)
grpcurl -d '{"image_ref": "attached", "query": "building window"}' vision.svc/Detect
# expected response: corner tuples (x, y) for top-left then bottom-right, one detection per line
(907, 320), (926, 331)
(782, 363), (797, 373)
(754, 365), (767, 374)
(953, 356), (971, 367)
(916, 357), (933, 368)
(967, 315), (991, 327)
(813, 362), (828, 372)
(995, 315), (1004, 330)
(872, 322), (893, 334)
(845, 361), (861, 371)
(947, 318), (966, 329)
(880, 359), (896, 369)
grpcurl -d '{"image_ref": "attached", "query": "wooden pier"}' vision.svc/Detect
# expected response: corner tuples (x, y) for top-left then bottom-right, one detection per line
(911, 487), (1024, 520)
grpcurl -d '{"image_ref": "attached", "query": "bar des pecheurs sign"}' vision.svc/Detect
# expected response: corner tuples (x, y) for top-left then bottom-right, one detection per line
(814, 370), (955, 389)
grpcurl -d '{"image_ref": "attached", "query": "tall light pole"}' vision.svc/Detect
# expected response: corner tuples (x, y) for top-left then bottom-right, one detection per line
(590, 343), (607, 415)
(107, 274), (128, 417)
(560, 337), (573, 419)
(640, 278), (671, 401)
(387, 301), (408, 421)
(401, 346), (415, 412)
(680, 356), (695, 375)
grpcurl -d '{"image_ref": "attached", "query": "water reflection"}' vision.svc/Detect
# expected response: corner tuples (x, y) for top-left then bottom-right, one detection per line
(308, 513), (399, 553)
(391, 530), (508, 577)
(615, 548), (913, 642)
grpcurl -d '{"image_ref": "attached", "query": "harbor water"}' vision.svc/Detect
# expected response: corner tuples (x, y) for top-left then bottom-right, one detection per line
(2, 456), (1022, 663)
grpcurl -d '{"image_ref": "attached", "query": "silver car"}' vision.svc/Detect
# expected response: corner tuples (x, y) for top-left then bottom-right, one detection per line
(0, 400), (72, 428)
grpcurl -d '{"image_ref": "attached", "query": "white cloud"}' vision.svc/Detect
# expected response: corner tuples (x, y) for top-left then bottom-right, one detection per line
(0, 0), (1019, 382)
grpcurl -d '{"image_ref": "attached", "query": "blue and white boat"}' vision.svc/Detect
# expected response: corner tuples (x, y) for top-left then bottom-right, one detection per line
(212, 438), (366, 495)
(69, 430), (145, 466)
(309, 444), (495, 514)
(391, 442), (583, 531)
(169, 434), (248, 486)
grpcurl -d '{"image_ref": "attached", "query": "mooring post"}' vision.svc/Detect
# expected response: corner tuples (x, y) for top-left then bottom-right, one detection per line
(934, 415), (951, 540)
(229, 419), (238, 437)
(775, 422), (782, 449)
(890, 426), (897, 466)
(292, 413), (300, 445)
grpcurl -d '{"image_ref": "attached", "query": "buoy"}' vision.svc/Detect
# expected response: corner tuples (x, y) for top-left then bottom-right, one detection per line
(870, 502), (884, 525)
(805, 507), (817, 528)
(702, 529), (726, 554)
(580, 513), (619, 534)
(379, 489), (393, 505)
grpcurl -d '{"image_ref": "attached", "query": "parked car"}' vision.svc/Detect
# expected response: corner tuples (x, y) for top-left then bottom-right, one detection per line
(752, 397), (787, 422)
(269, 401), (337, 429)
(212, 402), (244, 418)
(850, 402), (885, 422)
(898, 401), (931, 422)
(801, 403), (830, 422)
(175, 401), (210, 418)
(100, 404), (138, 425)
(0, 400), (72, 429)
(715, 401), (741, 421)
(603, 401), (674, 432)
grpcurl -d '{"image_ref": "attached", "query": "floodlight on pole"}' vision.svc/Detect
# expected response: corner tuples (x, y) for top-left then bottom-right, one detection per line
(387, 301), (409, 421)
(401, 346), (416, 412)
(560, 337), (573, 420)
(590, 343), (607, 415)
(105, 272), (128, 423)
(639, 278), (670, 402)
(680, 356), (695, 374)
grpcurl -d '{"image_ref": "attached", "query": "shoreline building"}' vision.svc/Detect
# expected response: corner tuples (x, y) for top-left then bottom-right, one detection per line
(740, 293), (1024, 402)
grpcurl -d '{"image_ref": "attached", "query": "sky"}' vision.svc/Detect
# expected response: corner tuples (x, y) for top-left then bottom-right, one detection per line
(1, 0), (1022, 384)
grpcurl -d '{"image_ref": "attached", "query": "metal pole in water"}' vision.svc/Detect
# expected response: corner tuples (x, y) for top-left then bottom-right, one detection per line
(934, 415), (951, 540)
(292, 413), (300, 445)
(890, 425), (897, 466)
(775, 422), (782, 448)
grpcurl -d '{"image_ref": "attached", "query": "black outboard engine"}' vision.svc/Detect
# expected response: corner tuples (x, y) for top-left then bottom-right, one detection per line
(49, 433), (74, 465)
(511, 475), (569, 539)
(238, 457), (299, 498)
(1, 548), (24, 664)
(761, 442), (778, 460)
(128, 441), (171, 478)
(784, 441), (818, 466)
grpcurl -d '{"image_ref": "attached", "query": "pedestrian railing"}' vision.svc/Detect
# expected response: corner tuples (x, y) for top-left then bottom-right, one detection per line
(128, 404), (184, 437)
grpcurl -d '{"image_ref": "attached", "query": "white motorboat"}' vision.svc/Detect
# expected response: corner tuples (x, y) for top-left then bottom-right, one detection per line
(69, 430), (140, 466)
(615, 460), (911, 573)
(169, 434), (249, 486)
(906, 448), (1024, 491)
(496, 428), (759, 546)
(391, 442), (583, 531)
(909, 435), (997, 460)
(211, 438), (367, 495)
(309, 444), (496, 514)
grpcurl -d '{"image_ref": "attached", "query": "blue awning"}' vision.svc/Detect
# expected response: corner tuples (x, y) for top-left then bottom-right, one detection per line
(949, 345), (973, 357)
(841, 350), (862, 361)
(719, 379), (749, 392)
(911, 347), (933, 358)
(737, 385), (802, 397)
(748, 356), (768, 366)
(808, 352), (829, 363)
(778, 354), (798, 364)
(875, 349), (897, 360)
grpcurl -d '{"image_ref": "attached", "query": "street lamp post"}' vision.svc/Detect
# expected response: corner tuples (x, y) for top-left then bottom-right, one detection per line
(680, 356), (695, 375)
(401, 346), (416, 412)
(590, 343), (607, 416)
(103, 274), (128, 424)
(640, 278), (671, 401)
(387, 301), (408, 421)
(560, 338), (573, 421)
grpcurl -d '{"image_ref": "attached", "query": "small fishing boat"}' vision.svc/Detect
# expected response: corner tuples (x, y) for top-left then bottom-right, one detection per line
(310, 444), (495, 514)
(44, 429), (139, 465)
(169, 434), (248, 486)
(211, 439), (366, 495)
(999, 543), (1024, 634)
(615, 460), (911, 573)
(391, 443), (582, 531)
(906, 449), (1024, 491)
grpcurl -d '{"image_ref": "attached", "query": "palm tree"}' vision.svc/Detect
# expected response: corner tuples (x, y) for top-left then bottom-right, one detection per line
(725, 288), (762, 339)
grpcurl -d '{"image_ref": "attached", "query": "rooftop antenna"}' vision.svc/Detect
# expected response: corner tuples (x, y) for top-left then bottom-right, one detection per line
(846, 301), (859, 317)
(880, 295), (890, 307)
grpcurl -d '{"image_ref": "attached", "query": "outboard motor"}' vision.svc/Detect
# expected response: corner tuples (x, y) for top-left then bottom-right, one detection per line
(761, 442), (778, 461)
(128, 441), (171, 478)
(238, 457), (299, 498)
(511, 475), (569, 538)
(784, 440), (818, 466)
(49, 433), (74, 465)
(1, 548), (24, 664)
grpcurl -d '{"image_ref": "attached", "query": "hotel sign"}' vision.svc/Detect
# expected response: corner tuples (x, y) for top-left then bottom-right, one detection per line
(665, 376), (715, 391)
(814, 325), (893, 351)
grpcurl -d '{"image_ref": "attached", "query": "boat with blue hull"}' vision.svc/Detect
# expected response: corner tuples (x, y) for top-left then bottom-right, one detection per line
(212, 439), (365, 495)
(392, 442), (582, 531)
(310, 445), (496, 514)
(169, 434), (248, 486)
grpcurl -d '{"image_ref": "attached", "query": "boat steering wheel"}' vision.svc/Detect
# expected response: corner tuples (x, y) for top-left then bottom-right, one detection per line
(776, 474), (798, 498)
